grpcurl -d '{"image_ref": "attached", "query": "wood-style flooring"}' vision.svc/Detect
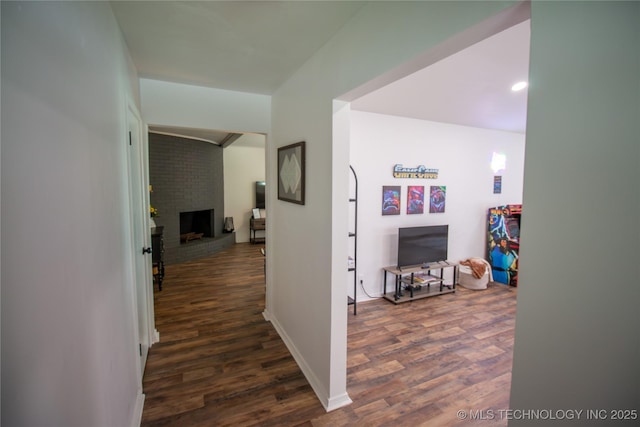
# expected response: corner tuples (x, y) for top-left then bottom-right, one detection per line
(141, 243), (517, 426)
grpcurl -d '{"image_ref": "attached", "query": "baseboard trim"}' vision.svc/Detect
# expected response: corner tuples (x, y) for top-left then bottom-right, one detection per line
(326, 392), (353, 412)
(131, 391), (145, 427)
(263, 309), (347, 412)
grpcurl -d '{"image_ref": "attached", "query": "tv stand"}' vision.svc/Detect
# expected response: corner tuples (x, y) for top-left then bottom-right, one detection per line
(382, 262), (458, 304)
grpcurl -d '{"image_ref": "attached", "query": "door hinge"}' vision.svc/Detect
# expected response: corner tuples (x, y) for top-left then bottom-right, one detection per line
(139, 343), (142, 356)
(129, 131), (132, 146)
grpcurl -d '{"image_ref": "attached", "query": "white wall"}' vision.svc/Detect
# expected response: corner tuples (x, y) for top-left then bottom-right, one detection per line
(2, 2), (144, 426)
(140, 78), (271, 135)
(349, 111), (525, 300)
(273, 0), (639, 415)
(223, 134), (266, 243)
(510, 1), (640, 420)
(269, 0), (521, 410)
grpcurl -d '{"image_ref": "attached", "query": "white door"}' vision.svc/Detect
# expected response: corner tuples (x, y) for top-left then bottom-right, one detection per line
(127, 104), (152, 372)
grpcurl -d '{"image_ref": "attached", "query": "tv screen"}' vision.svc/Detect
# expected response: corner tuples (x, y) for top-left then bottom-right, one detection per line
(397, 225), (448, 268)
(255, 181), (266, 209)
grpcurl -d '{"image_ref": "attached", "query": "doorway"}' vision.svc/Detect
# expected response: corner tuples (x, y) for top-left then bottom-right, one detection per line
(127, 102), (156, 374)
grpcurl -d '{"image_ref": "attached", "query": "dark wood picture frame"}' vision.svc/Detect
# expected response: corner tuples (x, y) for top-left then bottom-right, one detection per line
(277, 141), (306, 205)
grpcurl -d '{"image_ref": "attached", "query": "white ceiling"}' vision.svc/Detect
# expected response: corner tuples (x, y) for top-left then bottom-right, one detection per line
(111, 1), (530, 141)
(351, 20), (530, 134)
(111, 1), (367, 94)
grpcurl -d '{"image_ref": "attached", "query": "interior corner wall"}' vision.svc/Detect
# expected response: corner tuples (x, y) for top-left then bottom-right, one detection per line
(269, 0), (520, 410)
(349, 111), (525, 300)
(223, 134), (266, 243)
(509, 1), (640, 419)
(2, 2), (143, 426)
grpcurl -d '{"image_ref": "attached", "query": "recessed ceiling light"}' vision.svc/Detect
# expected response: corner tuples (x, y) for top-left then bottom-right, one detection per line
(511, 81), (528, 92)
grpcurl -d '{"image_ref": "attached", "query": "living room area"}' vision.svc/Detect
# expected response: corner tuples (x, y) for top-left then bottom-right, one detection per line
(147, 129), (267, 266)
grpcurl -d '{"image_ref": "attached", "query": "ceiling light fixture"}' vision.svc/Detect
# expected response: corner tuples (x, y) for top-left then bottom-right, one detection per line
(511, 81), (528, 92)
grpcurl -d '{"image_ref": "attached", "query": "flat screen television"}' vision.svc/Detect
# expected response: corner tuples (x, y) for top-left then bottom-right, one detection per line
(397, 225), (448, 269)
(255, 181), (266, 209)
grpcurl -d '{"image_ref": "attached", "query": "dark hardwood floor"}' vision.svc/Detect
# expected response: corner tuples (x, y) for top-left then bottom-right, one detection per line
(141, 243), (516, 426)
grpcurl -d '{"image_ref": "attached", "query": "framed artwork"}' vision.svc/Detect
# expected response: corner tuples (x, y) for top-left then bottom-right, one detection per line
(493, 176), (502, 194)
(429, 186), (446, 213)
(382, 186), (401, 215)
(406, 186), (425, 214)
(278, 141), (305, 204)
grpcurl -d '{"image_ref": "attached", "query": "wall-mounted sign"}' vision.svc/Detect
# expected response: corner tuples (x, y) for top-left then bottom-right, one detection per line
(393, 164), (439, 179)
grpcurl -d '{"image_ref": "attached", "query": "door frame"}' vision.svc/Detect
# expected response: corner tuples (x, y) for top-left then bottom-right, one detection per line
(126, 99), (158, 380)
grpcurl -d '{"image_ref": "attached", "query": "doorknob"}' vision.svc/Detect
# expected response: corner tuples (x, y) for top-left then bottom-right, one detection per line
(142, 247), (152, 255)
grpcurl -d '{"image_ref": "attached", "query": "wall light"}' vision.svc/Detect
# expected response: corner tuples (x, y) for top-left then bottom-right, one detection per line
(491, 152), (507, 174)
(511, 81), (528, 92)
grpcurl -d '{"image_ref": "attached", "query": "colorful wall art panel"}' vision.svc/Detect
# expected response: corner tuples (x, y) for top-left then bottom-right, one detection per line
(382, 186), (401, 215)
(429, 186), (446, 213)
(493, 176), (502, 194)
(406, 186), (425, 214)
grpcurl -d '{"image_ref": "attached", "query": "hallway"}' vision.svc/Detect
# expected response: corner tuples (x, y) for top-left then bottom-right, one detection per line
(141, 243), (323, 425)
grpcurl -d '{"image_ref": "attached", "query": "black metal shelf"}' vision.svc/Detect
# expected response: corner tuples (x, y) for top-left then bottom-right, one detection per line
(348, 165), (358, 315)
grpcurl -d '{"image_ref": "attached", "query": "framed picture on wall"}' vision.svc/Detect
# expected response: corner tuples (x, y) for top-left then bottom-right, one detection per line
(429, 186), (446, 213)
(277, 141), (306, 204)
(494, 176), (502, 194)
(407, 185), (425, 214)
(382, 185), (401, 215)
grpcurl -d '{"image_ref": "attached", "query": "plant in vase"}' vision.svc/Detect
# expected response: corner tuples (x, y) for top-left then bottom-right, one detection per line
(150, 205), (158, 228)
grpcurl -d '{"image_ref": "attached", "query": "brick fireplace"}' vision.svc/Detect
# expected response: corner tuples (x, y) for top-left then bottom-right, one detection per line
(149, 133), (234, 264)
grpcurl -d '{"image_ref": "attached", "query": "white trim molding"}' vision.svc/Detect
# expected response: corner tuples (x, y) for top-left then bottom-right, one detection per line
(262, 309), (352, 411)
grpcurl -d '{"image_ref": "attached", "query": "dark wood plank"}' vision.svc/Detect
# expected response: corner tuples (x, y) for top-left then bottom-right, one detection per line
(141, 243), (517, 426)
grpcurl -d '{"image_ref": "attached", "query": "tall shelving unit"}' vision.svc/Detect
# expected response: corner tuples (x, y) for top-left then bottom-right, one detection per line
(348, 165), (358, 315)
